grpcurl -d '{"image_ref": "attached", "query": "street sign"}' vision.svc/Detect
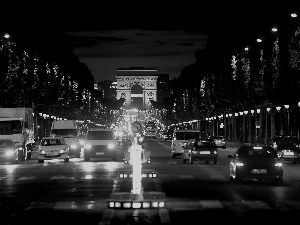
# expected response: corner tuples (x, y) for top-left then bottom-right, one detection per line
(131, 121), (142, 133)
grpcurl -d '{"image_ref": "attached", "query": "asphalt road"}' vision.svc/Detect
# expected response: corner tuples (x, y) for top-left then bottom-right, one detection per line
(1, 139), (300, 224)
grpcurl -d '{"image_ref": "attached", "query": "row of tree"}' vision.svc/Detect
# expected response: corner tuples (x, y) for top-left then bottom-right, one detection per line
(161, 12), (300, 126)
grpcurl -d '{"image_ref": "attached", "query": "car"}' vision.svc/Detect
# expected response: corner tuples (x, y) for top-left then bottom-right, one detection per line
(83, 128), (117, 162)
(269, 135), (300, 164)
(163, 130), (173, 141)
(0, 139), (18, 163)
(171, 129), (201, 158)
(210, 135), (226, 149)
(37, 136), (70, 163)
(182, 138), (218, 164)
(227, 145), (283, 184)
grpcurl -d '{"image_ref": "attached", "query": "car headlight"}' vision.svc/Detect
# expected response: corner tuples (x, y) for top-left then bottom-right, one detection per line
(60, 149), (67, 154)
(236, 162), (244, 167)
(275, 162), (283, 167)
(108, 143), (115, 149)
(5, 149), (15, 156)
(85, 144), (92, 150)
(39, 150), (46, 154)
(71, 144), (77, 149)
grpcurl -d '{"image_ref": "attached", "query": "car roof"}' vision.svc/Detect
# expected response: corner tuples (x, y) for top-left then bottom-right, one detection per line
(42, 136), (64, 140)
(174, 129), (200, 133)
(87, 128), (114, 132)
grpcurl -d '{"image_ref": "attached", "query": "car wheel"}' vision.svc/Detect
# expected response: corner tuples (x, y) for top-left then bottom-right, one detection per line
(190, 155), (194, 164)
(213, 159), (217, 164)
(38, 159), (44, 163)
(27, 152), (32, 160)
(84, 156), (90, 162)
(205, 161), (209, 164)
(182, 158), (187, 164)
(64, 158), (69, 162)
(171, 154), (176, 159)
(292, 159), (298, 164)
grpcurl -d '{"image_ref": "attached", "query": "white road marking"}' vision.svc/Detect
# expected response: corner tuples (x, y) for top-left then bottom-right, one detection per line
(19, 176), (36, 180)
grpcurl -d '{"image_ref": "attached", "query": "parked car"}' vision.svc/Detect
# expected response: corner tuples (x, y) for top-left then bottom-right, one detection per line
(0, 139), (18, 163)
(38, 136), (70, 163)
(182, 138), (218, 164)
(227, 145), (283, 184)
(210, 135), (226, 149)
(269, 135), (300, 164)
(171, 129), (201, 158)
(84, 128), (117, 161)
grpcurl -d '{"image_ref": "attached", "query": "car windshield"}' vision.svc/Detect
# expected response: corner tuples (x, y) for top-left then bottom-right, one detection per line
(41, 139), (64, 146)
(175, 132), (200, 140)
(274, 137), (299, 145)
(237, 146), (278, 158)
(195, 139), (216, 146)
(0, 140), (14, 147)
(86, 131), (114, 140)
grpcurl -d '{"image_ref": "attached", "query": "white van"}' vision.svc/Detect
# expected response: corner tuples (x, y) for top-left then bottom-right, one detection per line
(171, 129), (201, 158)
(83, 128), (117, 161)
(50, 120), (81, 158)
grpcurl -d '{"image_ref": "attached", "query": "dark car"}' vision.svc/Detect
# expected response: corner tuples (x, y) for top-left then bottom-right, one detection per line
(182, 138), (218, 164)
(269, 136), (300, 164)
(0, 139), (18, 163)
(163, 130), (173, 141)
(210, 135), (226, 149)
(227, 145), (283, 184)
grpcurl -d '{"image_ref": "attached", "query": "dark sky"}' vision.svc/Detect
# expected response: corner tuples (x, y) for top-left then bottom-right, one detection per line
(1, 2), (298, 81)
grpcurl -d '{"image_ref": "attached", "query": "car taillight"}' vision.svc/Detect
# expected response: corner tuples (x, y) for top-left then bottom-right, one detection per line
(275, 162), (283, 167)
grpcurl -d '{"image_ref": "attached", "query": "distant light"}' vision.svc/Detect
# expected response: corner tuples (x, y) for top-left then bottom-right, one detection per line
(244, 47), (249, 51)
(272, 27), (277, 32)
(291, 13), (297, 18)
(3, 34), (10, 39)
(257, 38), (262, 43)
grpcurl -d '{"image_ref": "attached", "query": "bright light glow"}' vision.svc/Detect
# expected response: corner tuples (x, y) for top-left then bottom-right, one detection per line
(5, 150), (14, 156)
(85, 144), (92, 149)
(256, 109), (261, 113)
(275, 162), (283, 167)
(132, 202), (141, 208)
(152, 202), (158, 207)
(71, 144), (77, 149)
(59, 149), (66, 154)
(131, 144), (142, 194)
(123, 202), (131, 208)
(257, 38), (262, 43)
(266, 108), (271, 112)
(253, 147), (262, 149)
(291, 13), (297, 18)
(4, 34), (10, 39)
(284, 105), (289, 109)
(108, 143), (115, 149)
(272, 27), (278, 32)
(236, 162), (244, 167)
(142, 202), (150, 208)
(276, 106), (281, 111)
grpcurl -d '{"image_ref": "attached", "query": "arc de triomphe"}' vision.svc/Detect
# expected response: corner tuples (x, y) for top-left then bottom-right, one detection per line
(116, 68), (158, 110)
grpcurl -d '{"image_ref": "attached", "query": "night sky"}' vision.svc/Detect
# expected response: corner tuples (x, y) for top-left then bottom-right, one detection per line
(1, 2), (298, 82)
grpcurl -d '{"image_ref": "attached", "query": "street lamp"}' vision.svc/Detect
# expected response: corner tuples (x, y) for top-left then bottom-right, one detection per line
(265, 108), (271, 144)
(284, 105), (290, 135)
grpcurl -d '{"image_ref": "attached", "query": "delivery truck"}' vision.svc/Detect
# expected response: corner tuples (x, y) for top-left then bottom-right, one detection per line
(0, 107), (35, 161)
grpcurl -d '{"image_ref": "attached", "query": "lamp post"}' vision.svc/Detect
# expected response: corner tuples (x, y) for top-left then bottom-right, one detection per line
(284, 105), (290, 135)
(256, 109), (261, 144)
(265, 107), (271, 144)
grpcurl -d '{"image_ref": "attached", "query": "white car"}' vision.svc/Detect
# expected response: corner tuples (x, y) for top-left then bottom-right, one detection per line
(38, 136), (70, 163)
